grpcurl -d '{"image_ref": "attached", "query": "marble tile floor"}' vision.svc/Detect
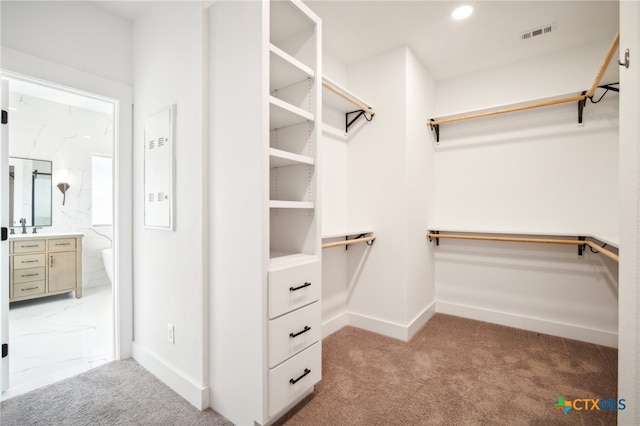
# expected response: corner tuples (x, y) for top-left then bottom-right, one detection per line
(2, 285), (113, 401)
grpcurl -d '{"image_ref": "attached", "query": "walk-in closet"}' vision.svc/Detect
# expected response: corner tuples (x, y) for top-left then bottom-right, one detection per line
(1, 0), (638, 425)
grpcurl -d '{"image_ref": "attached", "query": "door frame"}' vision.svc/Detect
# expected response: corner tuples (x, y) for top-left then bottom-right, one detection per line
(1, 78), (9, 392)
(0, 53), (133, 368)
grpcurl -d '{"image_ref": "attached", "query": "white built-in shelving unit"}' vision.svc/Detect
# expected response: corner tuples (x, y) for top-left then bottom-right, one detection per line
(210, 1), (322, 425)
(267, 1), (322, 420)
(269, 0), (321, 264)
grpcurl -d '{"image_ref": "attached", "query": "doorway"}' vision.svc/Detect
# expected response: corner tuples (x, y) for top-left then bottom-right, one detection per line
(1, 74), (116, 398)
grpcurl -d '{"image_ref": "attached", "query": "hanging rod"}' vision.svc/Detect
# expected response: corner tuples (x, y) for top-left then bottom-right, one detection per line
(322, 77), (375, 132)
(322, 235), (376, 249)
(428, 31), (620, 142)
(426, 232), (619, 263)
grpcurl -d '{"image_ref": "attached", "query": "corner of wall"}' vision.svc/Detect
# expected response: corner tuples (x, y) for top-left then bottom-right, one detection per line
(132, 343), (210, 410)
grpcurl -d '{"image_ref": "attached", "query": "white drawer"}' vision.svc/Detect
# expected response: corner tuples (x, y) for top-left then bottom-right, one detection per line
(268, 342), (321, 417)
(268, 260), (320, 319)
(269, 302), (320, 368)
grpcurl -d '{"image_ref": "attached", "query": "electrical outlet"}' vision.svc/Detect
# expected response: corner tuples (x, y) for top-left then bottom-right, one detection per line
(168, 324), (175, 344)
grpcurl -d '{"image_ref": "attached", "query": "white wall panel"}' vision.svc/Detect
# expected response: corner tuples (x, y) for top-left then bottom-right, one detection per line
(132, 1), (207, 408)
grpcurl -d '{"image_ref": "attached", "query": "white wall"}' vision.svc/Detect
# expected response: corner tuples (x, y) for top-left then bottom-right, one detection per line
(434, 35), (619, 237)
(208, 2), (266, 423)
(131, 1), (208, 409)
(0, 1), (132, 86)
(435, 38), (619, 117)
(431, 35), (620, 346)
(618, 0), (640, 421)
(347, 47), (409, 331)
(405, 50), (436, 329)
(329, 46), (436, 340)
(8, 92), (113, 289)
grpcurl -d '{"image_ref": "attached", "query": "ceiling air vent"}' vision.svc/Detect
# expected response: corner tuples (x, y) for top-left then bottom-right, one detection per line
(521, 24), (555, 41)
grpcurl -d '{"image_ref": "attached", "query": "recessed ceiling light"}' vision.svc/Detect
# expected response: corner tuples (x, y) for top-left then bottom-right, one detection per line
(452, 5), (474, 20)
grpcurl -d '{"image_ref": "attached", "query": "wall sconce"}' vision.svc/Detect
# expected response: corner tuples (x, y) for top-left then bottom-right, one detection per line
(57, 169), (70, 206)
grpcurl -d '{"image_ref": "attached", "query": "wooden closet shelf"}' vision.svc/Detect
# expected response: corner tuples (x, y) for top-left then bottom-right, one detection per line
(322, 76), (375, 133)
(322, 235), (376, 249)
(426, 231), (619, 263)
(427, 31), (620, 142)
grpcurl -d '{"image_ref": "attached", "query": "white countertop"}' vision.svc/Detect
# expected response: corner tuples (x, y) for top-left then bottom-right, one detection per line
(9, 231), (84, 240)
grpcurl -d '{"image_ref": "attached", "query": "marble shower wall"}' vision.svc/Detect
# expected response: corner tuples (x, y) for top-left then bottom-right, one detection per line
(9, 91), (114, 289)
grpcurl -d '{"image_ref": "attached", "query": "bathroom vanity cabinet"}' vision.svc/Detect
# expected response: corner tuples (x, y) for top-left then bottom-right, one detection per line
(9, 233), (83, 302)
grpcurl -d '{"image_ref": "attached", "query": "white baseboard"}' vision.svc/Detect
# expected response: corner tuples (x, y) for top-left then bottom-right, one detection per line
(407, 301), (437, 340)
(347, 312), (409, 341)
(436, 301), (618, 348)
(322, 312), (348, 338)
(132, 342), (210, 410)
(322, 302), (438, 342)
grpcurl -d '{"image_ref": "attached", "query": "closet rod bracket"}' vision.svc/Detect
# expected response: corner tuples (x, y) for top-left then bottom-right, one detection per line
(429, 120), (440, 143)
(428, 230), (440, 246)
(598, 84), (620, 93)
(345, 233), (374, 250)
(578, 91), (587, 124)
(345, 109), (374, 133)
(578, 236), (586, 256)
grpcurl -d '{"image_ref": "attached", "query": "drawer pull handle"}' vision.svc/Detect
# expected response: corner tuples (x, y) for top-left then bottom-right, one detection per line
(289, 368), (311, 385)
(21, 273), (39, 278)
(21, 287), (39, 291)
(289, 282), (311, 292)
(55, 242), (71, 246)
(50, 255), (54, 267)
(21, 244), (39, 248)
(21, 260), (39, 264)
(290, 326), (311, 338)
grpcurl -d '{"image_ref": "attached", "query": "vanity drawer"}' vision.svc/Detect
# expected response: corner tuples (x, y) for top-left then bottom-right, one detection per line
(13, 240), (46, 254)
(14, 281), (46, 297)
(268, 260), (320, 319)
(48, 238), (76, 251)
(269, 302), (320, 368)
(14, 267), (46, 284)
(268, 341), (321, 417)
(13, 254), (46, 269)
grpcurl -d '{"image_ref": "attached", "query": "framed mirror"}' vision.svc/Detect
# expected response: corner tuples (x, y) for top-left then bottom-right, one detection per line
(9, 157), (53, 228)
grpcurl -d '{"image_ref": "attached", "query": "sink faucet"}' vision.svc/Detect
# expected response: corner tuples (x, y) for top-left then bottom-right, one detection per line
(19, 218), (27, 234)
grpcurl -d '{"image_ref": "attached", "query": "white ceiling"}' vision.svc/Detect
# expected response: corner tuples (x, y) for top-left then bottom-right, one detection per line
(91, 0), (156, 21)
(90, 0), (619, 81)
(305, 0), (620, 80)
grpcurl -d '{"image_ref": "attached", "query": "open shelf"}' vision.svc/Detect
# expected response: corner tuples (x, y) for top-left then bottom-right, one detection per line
(270, 44), (314, 91)
(270, 96), (314, 129)
(269, 251), (318, 269)
(322, 76), (373, 116)
(270, 0), (316, 70)
(269, 200), (314, 209)
(321, 229), (374, 239)
(269, 147), (314, 168)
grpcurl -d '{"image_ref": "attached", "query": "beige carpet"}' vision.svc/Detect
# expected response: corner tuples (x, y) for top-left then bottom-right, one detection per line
(277, 314), (618, 426)
(0, 359), (232, 426)
(1, 314), (617, 425)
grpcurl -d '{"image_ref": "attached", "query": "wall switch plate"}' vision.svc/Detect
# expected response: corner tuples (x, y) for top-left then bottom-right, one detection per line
(168, 324), (175, 344)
